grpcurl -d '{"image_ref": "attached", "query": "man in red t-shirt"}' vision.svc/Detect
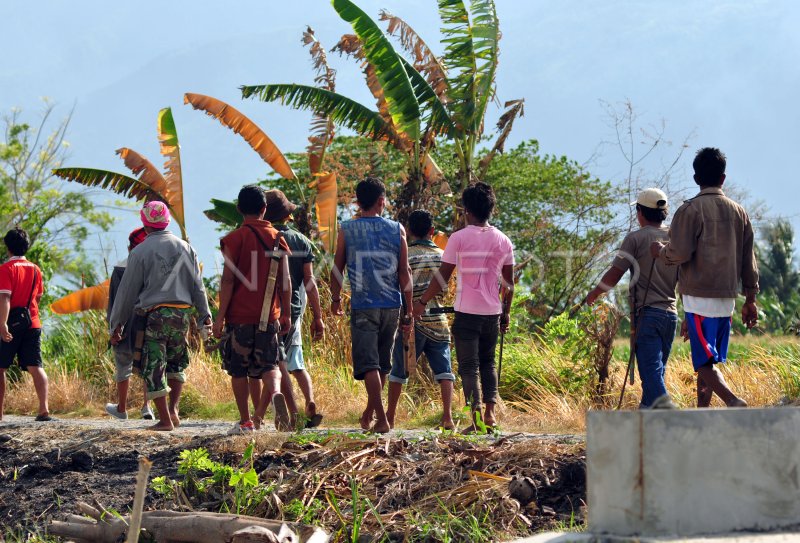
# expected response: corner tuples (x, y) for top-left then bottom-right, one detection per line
(212, 185), (293, 434)
(0, 227), (50, 421)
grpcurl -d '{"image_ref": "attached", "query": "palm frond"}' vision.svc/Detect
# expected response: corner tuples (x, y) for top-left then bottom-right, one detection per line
(184, 93), (296, 180)
(50, 279), (110, 314)
(308, 172), (338, 253)
(379, 9), (450, 102)
(478, 98), (524, 179)
(332, 34), (407, 148)
(332, 0), (421, 141)
(438, 0), (477, 131)
(52, 167), (162, 202)
(241, 84), (391, 141)
(469, 0), (500, 133)
(399, 57), (455, 137)
(115, 147), (169, 195)
(156, 107), (186, 238)
(302, 27), (337, 174)
(203, 198), (242, 228)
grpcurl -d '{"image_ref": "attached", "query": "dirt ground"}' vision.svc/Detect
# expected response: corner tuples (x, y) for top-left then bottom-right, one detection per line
(0, 415), (586, 540)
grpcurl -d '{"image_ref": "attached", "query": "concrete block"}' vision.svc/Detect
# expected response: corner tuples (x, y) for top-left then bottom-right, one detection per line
(587, 408), (800, 537)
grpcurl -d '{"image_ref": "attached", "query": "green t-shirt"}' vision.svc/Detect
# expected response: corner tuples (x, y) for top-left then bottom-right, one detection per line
(275, 224), (314, 322)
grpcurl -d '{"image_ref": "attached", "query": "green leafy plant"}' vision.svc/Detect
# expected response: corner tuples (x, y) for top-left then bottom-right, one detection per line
(153, 444), (271, 516)
(284, 497), (326, 525)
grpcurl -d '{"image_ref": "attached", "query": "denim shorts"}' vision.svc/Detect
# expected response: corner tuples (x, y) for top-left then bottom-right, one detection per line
(350, 307), (400, 380)
(389, 328), (455, 384)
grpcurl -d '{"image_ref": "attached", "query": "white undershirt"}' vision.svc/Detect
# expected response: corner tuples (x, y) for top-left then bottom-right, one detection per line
(682, 295), (736, 318)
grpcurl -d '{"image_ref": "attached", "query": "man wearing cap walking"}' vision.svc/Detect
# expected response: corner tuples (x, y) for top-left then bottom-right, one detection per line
(212, 186), (293, 434)
(263, 189), (325, 429)
(110, 201), (211, 431)
(586, 188), (679, 408)
(104, 227), (153, 421)
(651, 147), (757, 408)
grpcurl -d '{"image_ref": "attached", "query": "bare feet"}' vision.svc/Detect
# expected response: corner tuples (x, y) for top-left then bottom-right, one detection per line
(360, 409), (374, 431)
(386, 412), (395, 430)
(305, 401), (317, 419)
(169, 411), (181, 428)
(371, 420), (391, 434)
(252, 415), (263, 430)
(440, 417), (455, 431)
(150, 422), (174, 431)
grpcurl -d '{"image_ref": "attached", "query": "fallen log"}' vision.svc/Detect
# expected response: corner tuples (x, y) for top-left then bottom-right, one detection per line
(47, 502), (330, 543)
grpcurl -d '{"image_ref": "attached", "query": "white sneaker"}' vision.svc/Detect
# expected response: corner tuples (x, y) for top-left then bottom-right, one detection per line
(649, 394), (676, 410)
(227, 420), (256, 435)
(105, 403), (128, 420)
(141, 404), (154, 420)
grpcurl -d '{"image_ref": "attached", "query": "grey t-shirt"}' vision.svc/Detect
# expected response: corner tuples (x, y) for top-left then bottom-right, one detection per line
(612, 226), (678, 313)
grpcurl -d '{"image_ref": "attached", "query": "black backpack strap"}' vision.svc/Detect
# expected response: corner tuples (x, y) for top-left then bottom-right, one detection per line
(25, 268), (38, 310)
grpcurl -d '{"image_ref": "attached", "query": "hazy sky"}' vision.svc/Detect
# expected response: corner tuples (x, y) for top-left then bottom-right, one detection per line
(2, 0), (798, 272)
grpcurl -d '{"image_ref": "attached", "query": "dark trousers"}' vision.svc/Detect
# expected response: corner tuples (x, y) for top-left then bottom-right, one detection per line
(452, 312), (500, 408)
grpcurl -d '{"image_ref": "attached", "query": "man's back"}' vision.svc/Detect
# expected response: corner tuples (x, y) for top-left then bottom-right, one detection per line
(408, 241), (449, 342)
(341, 216), (402, 310)
(275, 224), (313, 321)
(109, 229), (210, 329)
(0, 257), (43, 328)
(613, 226), (677, 312)
(221, 219), (290, 325)
(664, 187), (759, 299)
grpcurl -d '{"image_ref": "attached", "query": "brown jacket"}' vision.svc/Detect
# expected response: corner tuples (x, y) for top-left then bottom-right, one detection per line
(659, 187), (759, 298)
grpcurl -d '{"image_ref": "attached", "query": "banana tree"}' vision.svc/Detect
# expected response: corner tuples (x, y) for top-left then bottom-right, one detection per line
(241, 0), (523, 226)
(379, 1), (525, 189)
(241, 0), (454, 225)
(52, 107), (189, 240)
(189, 27), (340, 253)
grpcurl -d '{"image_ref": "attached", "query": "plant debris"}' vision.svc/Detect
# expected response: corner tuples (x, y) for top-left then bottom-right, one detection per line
(0, 423), (585, 541)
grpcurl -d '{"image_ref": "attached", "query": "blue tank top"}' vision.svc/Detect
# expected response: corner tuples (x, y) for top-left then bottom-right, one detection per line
(341, 217), (402, 310)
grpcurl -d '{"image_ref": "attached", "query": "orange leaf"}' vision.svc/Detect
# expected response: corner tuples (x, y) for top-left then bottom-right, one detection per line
(50, 280), (110, 315)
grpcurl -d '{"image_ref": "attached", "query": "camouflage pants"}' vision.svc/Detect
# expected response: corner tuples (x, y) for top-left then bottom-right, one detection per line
(141, 307), (190, 400)
(222, 323), (281, 378)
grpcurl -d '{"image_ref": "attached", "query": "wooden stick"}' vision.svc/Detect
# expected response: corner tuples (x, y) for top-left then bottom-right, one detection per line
(126, 456), (153, 543)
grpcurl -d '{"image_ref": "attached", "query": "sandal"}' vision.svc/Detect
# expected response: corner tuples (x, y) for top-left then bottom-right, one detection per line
(305, 413), (324, 429)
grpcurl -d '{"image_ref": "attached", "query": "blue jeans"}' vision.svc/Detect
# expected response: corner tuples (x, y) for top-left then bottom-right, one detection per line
(389, 329), (455, 384)
(635, 307), (678, 407)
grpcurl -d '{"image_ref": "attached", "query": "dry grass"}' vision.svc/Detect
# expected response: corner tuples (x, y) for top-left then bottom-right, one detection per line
(4, 308), (799, 434)
(193, 432), (586, 541)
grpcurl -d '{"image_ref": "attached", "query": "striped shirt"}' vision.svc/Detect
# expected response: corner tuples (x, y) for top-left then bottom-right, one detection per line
(409, 240), (450, 342)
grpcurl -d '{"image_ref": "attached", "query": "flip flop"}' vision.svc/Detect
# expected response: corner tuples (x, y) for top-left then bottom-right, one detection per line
(35, 414), (54, 422)
(305, 413), (324, 429)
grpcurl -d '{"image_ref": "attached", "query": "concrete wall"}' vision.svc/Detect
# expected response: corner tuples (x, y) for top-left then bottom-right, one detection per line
(587, 408), (800, 537)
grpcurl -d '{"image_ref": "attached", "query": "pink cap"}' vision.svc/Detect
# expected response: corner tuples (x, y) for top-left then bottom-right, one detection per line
(140, 201), (171, 229)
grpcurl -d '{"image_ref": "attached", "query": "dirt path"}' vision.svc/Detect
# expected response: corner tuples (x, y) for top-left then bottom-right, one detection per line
(0, 416), (585, 539)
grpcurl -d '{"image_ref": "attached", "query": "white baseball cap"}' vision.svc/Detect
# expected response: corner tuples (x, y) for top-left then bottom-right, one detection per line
(632, 188), (668, 210)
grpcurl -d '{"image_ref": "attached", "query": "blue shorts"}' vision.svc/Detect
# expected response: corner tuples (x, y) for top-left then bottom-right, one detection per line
(389, 328), (455, 384)
(281, 321), (305, 372)
(685, 312), (731, 370)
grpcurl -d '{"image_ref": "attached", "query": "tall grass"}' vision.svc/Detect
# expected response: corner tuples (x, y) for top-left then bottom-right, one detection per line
(4, 308), (799, 433)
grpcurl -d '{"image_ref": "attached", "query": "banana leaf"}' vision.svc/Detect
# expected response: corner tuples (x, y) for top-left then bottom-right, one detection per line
(204, 198), (242, 228)
(50, 280), (110, 314)
(156, 107), (186, 238)
(184, 93), (296, 180)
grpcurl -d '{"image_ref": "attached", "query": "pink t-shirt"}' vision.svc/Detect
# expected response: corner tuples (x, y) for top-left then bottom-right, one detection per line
(441, 225), (514, 315)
